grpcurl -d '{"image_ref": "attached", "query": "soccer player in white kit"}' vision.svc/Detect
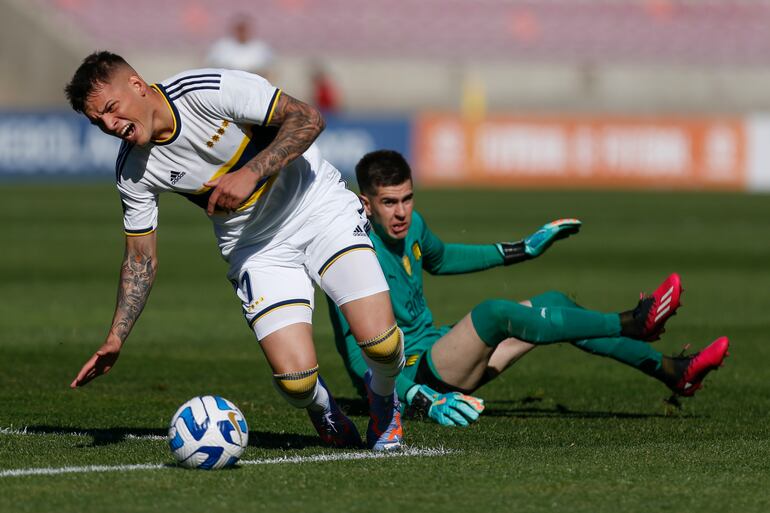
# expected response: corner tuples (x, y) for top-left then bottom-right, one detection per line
(65, 52), (405, 451)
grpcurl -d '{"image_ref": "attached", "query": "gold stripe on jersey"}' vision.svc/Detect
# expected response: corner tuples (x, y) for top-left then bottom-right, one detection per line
(196, 135), (252, 194)
(237, 174), (279, 211)
(265, 90), (282, 125)
(150, 84), (179, 144)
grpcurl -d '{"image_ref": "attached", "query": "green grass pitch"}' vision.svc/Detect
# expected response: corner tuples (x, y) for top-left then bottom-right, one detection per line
(1, 183), (769, 512)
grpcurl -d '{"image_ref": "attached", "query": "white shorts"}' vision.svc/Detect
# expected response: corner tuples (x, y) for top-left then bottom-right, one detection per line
(227, 182), (389, 341)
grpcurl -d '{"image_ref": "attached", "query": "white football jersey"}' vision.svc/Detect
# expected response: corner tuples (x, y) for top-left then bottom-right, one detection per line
(116, 68), (343, 260)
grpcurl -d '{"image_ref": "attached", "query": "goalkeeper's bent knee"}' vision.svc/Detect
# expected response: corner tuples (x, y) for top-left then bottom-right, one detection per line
(358, 324), (405, 376)
(273, 365), (319, 408)
(529, 290), (581, 310)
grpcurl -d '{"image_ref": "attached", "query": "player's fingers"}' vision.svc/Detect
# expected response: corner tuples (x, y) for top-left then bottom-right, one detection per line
(446, 408), (469, 427)
(74, 355), (98, 383)
(454, 401), (482, 422)
(224, 194), (238, 212)
(207, 188), (222, 216)
(203, 176), (221, 188)
(458, 394), (485, 413)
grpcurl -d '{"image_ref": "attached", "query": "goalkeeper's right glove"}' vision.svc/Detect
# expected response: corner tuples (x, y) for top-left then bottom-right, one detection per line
(497, 218), (582, 265)
(404, 384), (485, 427)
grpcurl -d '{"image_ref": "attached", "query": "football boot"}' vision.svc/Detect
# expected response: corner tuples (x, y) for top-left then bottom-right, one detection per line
(307, 378), (363, 449)
(364, 371), (403, 451)
(667, 337), (730, 397)
(622, 273), (683, 341)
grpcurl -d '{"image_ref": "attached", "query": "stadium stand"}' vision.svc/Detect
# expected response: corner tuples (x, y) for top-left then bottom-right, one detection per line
(5, 0), (770, 112)
(33, 0), (770, 64)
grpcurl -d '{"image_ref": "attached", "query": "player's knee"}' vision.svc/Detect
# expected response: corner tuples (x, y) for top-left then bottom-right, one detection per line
(273, 365), (319, 408)
(471, 299), (520, 347)
(530, 290), (576, 309)
(358, 324), (405, 373)
(471, 299), (510, 347)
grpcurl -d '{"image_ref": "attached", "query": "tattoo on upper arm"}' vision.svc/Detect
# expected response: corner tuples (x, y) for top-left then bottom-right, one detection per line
(245, 94), (325, 179)
(112, 248), (156, 341)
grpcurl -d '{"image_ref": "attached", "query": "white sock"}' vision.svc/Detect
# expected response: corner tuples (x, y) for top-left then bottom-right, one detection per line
(307, 378), (331, 413)
(368, 370), (396, 397)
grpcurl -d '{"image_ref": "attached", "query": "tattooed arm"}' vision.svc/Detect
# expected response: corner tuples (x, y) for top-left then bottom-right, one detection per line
(70, 233), (158, 388)
(205, 93), (325, 215)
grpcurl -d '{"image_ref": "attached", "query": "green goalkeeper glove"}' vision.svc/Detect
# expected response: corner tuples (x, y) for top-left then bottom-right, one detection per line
(497, 218), (582, 265)
(404, 384), (485, 427)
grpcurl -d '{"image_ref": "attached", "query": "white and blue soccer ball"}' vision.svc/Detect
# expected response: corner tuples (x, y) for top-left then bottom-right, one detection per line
(168, 395), (249, 470)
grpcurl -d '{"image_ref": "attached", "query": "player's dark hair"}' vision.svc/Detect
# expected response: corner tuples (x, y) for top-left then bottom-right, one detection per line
(355, 150), (413, 196)
(64, 51), (131, 113)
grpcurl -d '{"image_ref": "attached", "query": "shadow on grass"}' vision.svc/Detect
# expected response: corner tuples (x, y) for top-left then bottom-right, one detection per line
(17, 425), (328, 449)
(481, 395), (698, 419)
(336, 395), (696, 421)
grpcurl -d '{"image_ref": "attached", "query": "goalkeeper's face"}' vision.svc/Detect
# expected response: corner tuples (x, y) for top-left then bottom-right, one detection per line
(361, 180), (414, 241)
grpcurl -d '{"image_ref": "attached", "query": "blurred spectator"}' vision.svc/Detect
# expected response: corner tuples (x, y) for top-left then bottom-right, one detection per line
(311, 65), (341, 114)
(206, 17), (274, 80)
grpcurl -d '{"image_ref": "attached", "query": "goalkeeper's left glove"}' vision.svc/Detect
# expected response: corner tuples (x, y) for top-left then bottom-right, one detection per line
(497, 218), (582, 265)
(404, 384), (485, 427)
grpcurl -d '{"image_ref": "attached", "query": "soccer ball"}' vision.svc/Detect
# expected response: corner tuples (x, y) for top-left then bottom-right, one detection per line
(168, 395), (249, 470)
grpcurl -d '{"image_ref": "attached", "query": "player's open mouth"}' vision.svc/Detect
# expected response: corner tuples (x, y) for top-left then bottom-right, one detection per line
(119, 123), (135, 139)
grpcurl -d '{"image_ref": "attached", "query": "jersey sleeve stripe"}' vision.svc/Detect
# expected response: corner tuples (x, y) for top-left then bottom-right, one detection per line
(317, 244), (375, 277)
(169, 85), (221, 101)
(264, 89), (282, 126)
(150, 84), (182, 145)
(247, 299), (312, 328)
(164, 72), (221, 89)
(125, 227), (156, 236)
(166, 77), (221, 95)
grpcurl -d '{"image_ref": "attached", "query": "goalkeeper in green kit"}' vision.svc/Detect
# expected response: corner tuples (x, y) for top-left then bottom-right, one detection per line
(327, 150), (729, 428)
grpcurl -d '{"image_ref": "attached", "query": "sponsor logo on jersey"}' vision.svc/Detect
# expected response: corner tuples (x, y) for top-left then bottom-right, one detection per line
(353, 225), (368, 237)
(170, 170), (186, 185)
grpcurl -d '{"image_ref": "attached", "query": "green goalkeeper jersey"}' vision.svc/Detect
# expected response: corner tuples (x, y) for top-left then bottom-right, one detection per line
(327, 210), (504, 401)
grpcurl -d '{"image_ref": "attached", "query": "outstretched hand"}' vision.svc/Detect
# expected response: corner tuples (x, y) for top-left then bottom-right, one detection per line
(523, 218), (582, 258)
(70, 337), (122, 388)
(205, 168), (260, 216)
(405, 384), (485, 427)
(429, 391), (486, 427)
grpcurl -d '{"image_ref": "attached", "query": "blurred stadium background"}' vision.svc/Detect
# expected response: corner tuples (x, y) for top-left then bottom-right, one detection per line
(1, 0), (769, 190)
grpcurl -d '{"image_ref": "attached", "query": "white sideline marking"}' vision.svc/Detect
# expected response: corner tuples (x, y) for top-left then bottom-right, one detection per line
(0, 426), (165, 441)
(0, 447), (454, 478)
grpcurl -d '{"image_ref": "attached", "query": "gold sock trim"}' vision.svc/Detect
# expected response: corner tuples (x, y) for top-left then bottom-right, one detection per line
(358, 325), (401, 364)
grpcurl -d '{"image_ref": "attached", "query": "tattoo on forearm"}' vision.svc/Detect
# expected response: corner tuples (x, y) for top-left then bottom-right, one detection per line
(111, 249), (156, 341)
(245, 97), (324, 179)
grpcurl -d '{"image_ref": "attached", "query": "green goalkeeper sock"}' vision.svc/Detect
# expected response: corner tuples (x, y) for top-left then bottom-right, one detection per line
(470, 299), (621, 347)
(572, 337), (663, 375)
(530, 290), (663, 375)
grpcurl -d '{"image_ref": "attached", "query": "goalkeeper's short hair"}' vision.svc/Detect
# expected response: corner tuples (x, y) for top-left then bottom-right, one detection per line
(355, 150), (412, 195)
